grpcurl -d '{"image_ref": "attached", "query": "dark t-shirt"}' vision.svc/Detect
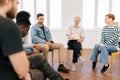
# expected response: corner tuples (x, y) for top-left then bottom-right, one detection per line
(0, 16), (23, 80)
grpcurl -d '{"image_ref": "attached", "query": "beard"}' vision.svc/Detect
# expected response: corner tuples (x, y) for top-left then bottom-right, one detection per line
(6, 5), (16, 19)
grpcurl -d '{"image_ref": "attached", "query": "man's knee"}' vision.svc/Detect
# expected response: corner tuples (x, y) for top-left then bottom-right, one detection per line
(28, 54), (46, 64)
(41, 44), (49, 51)
(30, 69), (45, 80)
(58, 43), (64, 48)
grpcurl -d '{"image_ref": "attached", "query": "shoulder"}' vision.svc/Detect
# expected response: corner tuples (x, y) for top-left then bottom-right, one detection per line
(79, 26), (84, 30)
(102, 26), (108, 30)
(114, 26), (119, 31)
(0, 17), (16, 28)
(44, 26), (48, 28)
(23, 34), (28, 38)
(31, 24), (39, 30)
(0, 17), (19, 33)
(32, 24), (38, 28)
(103, 26), (108, 29)
(44, 26), (50, 30)
(68, 25), (73, 29)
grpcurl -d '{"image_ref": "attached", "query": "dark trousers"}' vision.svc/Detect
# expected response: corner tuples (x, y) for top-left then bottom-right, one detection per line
(28, 54), (64, 80)
(68, 40), (82, 63)
(0, 54), (64, 80)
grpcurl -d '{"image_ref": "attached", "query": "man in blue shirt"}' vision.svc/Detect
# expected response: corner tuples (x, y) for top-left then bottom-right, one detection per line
(31, 13), (69, 73)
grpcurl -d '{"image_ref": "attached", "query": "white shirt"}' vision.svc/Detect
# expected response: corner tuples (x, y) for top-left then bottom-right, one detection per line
(22, 34), (34, 48)
(67, 25), (85, 40)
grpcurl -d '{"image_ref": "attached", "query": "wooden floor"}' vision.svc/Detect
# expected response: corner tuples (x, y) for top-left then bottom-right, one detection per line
(48, 49), (120, 80)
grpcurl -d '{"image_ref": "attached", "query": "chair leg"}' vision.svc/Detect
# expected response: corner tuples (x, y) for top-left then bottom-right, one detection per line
(110, 55), (114, 73)
(119, 54), (120, 71)
(51, 50), (54, 67)
(66, 49), (70, 64)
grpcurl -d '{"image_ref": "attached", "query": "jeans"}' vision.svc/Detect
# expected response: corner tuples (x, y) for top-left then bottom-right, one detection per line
(90, 44), (118, 64)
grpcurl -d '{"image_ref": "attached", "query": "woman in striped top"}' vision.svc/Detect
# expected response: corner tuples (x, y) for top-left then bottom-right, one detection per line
(90, 14), (119, 73)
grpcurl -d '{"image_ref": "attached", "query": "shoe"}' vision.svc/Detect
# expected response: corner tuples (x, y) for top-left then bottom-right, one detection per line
(101, 64), (111, 73)
(58, 64), (69, 73)
(79, 56), (86, 62)
(70, 63), (76, 71)
(92, 61), (97, 70)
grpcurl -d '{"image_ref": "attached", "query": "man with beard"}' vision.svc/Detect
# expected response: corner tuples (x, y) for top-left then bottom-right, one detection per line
(31, 13), (70, 73)
(0, 0), (30, 80)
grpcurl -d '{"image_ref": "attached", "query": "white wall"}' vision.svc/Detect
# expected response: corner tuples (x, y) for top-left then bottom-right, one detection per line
(62, 0), (83, 29)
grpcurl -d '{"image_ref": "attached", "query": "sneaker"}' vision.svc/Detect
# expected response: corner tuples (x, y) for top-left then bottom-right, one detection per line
(79, 56), (86, 62)
(101, 64), (111, 73)
(57, 64), (69, 73)
(92, 61), (97, 70)
(70, 63), (76, 71)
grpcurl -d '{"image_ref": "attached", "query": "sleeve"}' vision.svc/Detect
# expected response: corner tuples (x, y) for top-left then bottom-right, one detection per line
(23, 44), (34, 48)
(22, 34), (34, 48)
(1, 21), (23, 57)
(105, 27), (119, 45)
(80, 27), (85, 38)
(46, 28), (52, 42)
(67, 26), (72, 35)
(23, 34), (32, 44)
(31, 26), (46, 43)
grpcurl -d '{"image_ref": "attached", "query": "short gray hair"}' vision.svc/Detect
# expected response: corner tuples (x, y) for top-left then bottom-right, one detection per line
(74, 16), (81, 20)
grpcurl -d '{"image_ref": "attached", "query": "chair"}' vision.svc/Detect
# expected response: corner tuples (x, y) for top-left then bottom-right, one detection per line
(110, 51), (120, 72)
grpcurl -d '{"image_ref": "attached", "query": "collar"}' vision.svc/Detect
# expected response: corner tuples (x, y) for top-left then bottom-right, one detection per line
(73, 25), (80, 28)
(37, 23), (44, 27)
